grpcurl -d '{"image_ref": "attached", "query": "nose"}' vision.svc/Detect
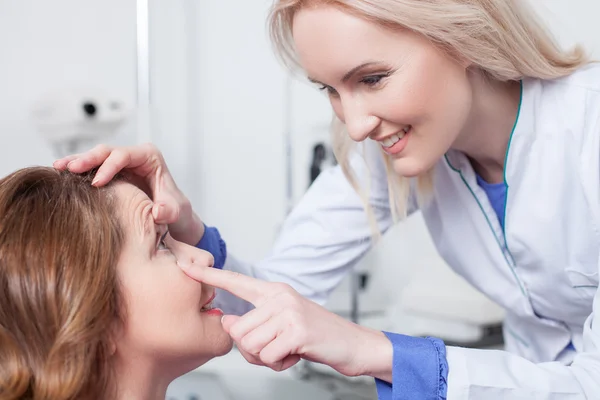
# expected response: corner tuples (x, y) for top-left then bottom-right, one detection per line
(179, 245), (215, 270)
(341, 98), (379, 142)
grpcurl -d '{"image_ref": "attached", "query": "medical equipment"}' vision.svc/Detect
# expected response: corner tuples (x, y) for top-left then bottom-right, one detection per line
(31, 87), (128, 157)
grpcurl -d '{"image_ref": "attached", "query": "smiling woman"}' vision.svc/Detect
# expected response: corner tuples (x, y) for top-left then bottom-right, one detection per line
(0, 167), (232, 400)
(269, 0), (586, 222)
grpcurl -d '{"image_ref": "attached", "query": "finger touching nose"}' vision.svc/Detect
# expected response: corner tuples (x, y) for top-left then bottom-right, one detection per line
(177, 259), (268, 306)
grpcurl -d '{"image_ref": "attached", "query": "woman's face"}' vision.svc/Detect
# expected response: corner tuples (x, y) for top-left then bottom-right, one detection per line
(113, 181), (232, 372)
(292, 5), (473, 177)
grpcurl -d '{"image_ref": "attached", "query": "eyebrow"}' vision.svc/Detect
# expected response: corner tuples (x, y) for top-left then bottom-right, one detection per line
(308, 61), (382, 85)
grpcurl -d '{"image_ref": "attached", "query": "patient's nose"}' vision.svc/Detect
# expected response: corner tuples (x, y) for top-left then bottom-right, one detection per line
(180, 246), (215, 269)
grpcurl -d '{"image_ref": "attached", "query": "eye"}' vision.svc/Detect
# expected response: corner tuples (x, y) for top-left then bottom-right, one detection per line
(360, 73), (389, 87)
(157, 230), (169, 251)
(318, 85), (339, 97)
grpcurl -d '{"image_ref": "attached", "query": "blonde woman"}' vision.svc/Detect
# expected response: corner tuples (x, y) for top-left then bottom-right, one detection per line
(56, 0), (600, 398)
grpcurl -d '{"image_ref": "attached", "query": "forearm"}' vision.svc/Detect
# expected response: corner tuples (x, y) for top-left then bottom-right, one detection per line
(171, 210), (205, 246)
(187, 212), (205, 245)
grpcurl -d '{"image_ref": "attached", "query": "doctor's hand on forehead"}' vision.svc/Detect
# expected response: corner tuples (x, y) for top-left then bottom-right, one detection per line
(178, 260), (393, 381)
(52, 144), (204, 247)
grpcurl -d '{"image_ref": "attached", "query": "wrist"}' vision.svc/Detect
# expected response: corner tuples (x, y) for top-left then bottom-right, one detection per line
(171, 212), (205, 246)
(187, 213), (205, 245)
(356, 328), (393, 383)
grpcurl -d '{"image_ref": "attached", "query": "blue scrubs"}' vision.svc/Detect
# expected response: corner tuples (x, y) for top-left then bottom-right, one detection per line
(476, 174), (507, 230)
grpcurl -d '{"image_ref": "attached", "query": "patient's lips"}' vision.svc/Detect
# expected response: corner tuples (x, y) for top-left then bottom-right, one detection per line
(199, 292), (223, 317)
(200, 291), (216, 310)
(204, 308), (223, 317)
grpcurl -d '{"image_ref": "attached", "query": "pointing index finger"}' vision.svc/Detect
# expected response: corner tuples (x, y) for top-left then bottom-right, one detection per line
(179, 263), (268, 306)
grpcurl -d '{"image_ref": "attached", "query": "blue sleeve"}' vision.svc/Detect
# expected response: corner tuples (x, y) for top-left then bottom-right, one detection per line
(375, 332), (448, 400)
(195, 224), (227, 270)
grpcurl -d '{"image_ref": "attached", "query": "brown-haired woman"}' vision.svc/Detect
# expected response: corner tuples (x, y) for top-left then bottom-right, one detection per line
(0, 167), (232, 400)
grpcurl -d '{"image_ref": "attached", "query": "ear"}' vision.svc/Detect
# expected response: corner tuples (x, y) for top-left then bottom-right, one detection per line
(108, 339), (117, 356)
(107, 321), (122, 357)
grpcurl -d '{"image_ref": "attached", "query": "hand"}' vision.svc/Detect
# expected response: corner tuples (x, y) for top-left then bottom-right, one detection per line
(178, 263), (393, 381)
(53, 143), (204, 246)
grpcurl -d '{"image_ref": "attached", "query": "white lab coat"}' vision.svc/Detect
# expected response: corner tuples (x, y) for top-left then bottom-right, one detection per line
(214, 64), (600, 398)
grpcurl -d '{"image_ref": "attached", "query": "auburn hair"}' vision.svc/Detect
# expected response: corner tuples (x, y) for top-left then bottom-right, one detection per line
(0, 167), (124, 399)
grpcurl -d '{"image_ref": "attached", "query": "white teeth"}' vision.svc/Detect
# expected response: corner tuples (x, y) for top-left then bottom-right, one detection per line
(381, 131), (405, 148)
(201, 302), (213, 311)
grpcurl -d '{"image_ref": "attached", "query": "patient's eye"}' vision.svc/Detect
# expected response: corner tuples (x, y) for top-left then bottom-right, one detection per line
(157, 230), (169, 251)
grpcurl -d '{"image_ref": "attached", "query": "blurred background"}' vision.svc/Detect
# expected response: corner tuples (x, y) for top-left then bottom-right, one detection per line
(0, 1), (597, 399)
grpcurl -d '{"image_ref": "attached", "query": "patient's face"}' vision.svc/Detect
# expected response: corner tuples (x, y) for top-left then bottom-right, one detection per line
(113, 182), (232, 372)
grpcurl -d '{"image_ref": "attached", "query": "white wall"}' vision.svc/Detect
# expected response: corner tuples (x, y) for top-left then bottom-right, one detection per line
(183, 0), (288, 263)
(535, 0), (600, 58)
(0, 0), (138, 177)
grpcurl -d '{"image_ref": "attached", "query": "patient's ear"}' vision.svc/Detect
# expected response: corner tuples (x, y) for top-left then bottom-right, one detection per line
(107, 320), (123, 357)
(108, 339), (117, 356)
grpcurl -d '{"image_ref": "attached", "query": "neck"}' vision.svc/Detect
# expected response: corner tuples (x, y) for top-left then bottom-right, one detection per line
(451, 69), (522, 183)
(110, 354), (173, 400)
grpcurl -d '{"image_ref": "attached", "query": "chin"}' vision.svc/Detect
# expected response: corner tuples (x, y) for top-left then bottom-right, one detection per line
(392, 157), (430, 178)
(213, 334), (234, 357)
(201, 330), (234, 359)
(176, 335), (234, 374)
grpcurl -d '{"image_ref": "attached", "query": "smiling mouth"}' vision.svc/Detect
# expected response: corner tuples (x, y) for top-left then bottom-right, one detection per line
(200, 292), (216, 312)
(380, 126), (411, 148)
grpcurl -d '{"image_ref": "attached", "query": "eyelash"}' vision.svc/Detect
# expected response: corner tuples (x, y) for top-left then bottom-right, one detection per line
(157, 230), (169, 251)
(360, 72), (391, 86)
(318, 85), (338, 96)
(318, 72), (391, 95)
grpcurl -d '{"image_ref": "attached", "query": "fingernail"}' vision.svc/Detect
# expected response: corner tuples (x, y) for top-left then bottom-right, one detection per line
(91, 177), (100, 186)
(221, 315), (226, 324)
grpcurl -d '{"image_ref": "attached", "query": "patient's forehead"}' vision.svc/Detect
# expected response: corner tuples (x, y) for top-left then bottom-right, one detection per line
(112, 181), (153, 236)
(113, 181), (150, 205)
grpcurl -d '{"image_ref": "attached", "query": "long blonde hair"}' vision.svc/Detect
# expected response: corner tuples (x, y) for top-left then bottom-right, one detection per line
(268, 0), (589, 233)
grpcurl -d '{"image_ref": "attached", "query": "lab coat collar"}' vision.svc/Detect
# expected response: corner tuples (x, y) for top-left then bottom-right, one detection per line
(443, 78), (536, 187)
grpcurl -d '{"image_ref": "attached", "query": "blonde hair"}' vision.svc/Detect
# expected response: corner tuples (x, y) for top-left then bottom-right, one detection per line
(268, 0), (589, 233)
